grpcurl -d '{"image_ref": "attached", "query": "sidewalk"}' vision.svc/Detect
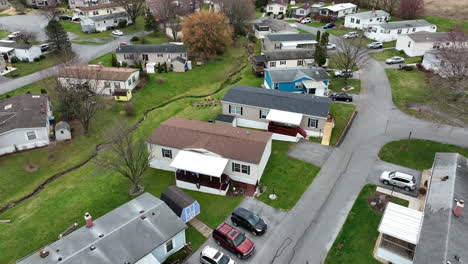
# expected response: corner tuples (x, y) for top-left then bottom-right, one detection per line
(188, 218), (213, 238)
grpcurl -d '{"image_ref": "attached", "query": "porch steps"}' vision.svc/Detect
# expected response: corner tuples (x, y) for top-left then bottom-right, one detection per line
(321, 120), (334, 146)
(188, 218), (213, 238)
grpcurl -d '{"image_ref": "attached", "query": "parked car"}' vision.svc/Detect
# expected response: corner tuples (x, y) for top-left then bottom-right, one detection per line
(380, 171), (416, 192)
(385, 56), (405, 64)
(277, 14), (284, 19)
(58, 15), (72, 21)
(343, 32), (359, 39)
(300, 17), (312, 24)
(40, 44), (49, 52)
(112, 30), (124, 36)
(213, 223), (255, 259)
(200, 246), (236, 264)
(367, 42), (383, 49)
(231, 207), (267, 236)
(296, 17), (305, 22)
(334, 69), (353, 78)
(7, 31), (20, 40)
(329, 92), (353, 102)
(326, 43), (336, 50)
(323, 22), (335, 29)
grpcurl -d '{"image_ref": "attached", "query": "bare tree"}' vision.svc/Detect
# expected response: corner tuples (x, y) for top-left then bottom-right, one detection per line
(16, 31), (37, 44)
(95, 125), (152, 195)
(40, 5), (62, 21)
(115, 0), (145, 24)
(398, 0), (424, 19)
(330, 38), (369, 86)
(432, 31), (468, 81)
(379, 0), (400, 15)
(147, 0), (175, 30)
(215, 0), (255, 36)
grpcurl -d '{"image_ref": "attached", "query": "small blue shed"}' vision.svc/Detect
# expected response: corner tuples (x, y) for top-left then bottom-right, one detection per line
(161, 185), (200, 223)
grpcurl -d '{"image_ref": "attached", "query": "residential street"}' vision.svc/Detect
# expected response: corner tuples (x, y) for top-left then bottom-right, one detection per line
(186, 23), (468, 264)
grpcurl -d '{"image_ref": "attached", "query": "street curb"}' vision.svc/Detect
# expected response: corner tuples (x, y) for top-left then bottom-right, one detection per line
(335, 111), (358, 147)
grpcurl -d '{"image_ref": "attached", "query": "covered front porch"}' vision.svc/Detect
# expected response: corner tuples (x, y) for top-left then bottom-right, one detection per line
(170, 150), (230, 196)
(266, 109), (307, 142)
(302, 80), (328, 97)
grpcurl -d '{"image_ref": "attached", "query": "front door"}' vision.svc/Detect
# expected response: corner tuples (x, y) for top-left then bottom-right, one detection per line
(308, 88), (316, 95)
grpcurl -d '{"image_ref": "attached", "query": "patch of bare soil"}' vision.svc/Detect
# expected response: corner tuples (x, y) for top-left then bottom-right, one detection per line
(424, 0), (468, 20)
(25, 163), (39, 172)
(192, 99), (220, 107)
(367, 192), (393, 214)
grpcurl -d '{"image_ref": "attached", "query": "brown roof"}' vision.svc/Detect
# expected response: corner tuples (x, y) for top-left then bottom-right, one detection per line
(57, 65), (138, 82)
(0, 94), (49, 134)
(78, 2), (123, 11)
(147, 117), (272, 164)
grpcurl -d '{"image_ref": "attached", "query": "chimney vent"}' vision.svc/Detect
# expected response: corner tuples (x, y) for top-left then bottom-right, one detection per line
(139, 210), (145, 214)
(454, 199), (464, 216)
(84, 212), (93, 228)
(90, 245), (96, 251)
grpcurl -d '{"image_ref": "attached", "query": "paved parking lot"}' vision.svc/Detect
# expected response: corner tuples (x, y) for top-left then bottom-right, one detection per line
(367, 160), (422, 197)
(185, 197), (287, 264)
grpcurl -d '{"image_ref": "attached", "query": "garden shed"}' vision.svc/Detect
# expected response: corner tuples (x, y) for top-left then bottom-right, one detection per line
(55, 121), (71, 141)
(161, 185), (200, 223)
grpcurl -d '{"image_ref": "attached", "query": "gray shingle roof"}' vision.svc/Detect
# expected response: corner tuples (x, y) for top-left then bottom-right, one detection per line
(263, 49), (314, 60)
(347, 10), (389, 19)
(0, 94), (49, 134)
(406, 31), (449, 43)
(215, 114), (235, 123)
(378, 19), (434, 30)
(414, 153), (468, 264)
(175, 56), (186, 64)
(222, 85), (331, 118)
(116, 43), (187, 54)
(55, 121), (70, 131)
(161, 186), (196, 217)
(267, 67), (329, 82)
(88, 12), (129, 22)
(266, 33), (316, 42)
(0, 42), (34, 50)
(17, 193), (187, 264)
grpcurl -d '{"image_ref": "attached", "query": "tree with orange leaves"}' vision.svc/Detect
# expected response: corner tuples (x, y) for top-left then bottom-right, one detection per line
(182, 10), (233, 61)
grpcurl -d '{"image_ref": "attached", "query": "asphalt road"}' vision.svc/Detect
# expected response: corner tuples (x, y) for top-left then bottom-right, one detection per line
(187, 23), (468, 264)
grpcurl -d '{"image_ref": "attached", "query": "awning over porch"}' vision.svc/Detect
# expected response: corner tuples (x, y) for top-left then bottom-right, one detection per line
(266, 109), (303, 126)
(170, 150), (228, 177)
(378, 202), (423, 245)
(0, 47), (14, 53)
(302, 80), (327, 89)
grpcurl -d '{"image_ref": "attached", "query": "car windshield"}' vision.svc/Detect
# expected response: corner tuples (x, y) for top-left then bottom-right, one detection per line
(218, 255), (230, 264)
(248, 214), (260, 226)
(233, 233), (246, 246)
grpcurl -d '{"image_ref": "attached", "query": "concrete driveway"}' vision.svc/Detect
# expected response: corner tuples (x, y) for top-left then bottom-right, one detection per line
(367, 160), (422, 197)
(288, 140), (333, 167)
(185, 197), (287, 264)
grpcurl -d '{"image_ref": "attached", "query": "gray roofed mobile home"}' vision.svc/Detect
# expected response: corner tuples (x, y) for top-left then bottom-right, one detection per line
(263, 49), (314, 60)
(88, 12), (129, 22)
(0, 94), (49, 134)
(116, 43), (187, 54)
(348, 10), (389, 19)
(265, 33), (316, 42)
(406, 31), (449, 42)
(17, 193), (187, 264)
(222, 85), (331, 118)
(267, 67), (329, 82)
(413, 153), (468, 264)
(378, 19), (434, 30)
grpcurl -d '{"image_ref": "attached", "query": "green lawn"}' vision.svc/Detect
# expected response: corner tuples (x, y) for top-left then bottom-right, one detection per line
(89, 52), (115, 66)
(298, 28), (309, 34)
(257, 141), (321, 211)
(423, 16), (468, 32)
(0, 29), (10, 38)
(330, 103), (356, 146)
(385, 69), (426, 114)
(326, 28), (361, 36)
(306, 22), (326, 27)
(325, 185), (409, 264)
(369, 49), (422, 64)
(379, 139), (468, 170)
(329, 76), (361, 94)
(4, 53), (72, 78)
(131, 31), (169, 44)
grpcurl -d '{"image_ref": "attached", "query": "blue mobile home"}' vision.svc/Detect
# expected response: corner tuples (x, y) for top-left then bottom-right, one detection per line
(161, 185), (201, 223)
(264, 67), (330, 97)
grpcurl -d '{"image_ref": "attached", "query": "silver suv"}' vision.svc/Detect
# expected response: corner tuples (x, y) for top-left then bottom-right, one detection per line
(380, 171), (416, 192)
(200, 246), (236, 264)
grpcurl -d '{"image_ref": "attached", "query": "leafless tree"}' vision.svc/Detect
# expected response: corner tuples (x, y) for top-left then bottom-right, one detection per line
(16, 31), (37, 44)
(330, 38), (369, 86)
(215, 0), (255, 36)
(147, 0), (175, 29)
(94, 125), (152, 195)
(398, 0), (424, 19)
(432, 31), (468, 81)
(115, 0), (145, 24)
(379, 0), (400, 15)
(40, 5), (62, 21)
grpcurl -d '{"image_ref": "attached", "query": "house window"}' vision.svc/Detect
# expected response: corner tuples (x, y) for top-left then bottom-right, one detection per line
(270, 61), (276, 67)
(408, 41), (411, 47)
(259, 109), (268, 119)
(297, 60), (303, 66)
(356, 19), (360, 24)
(295, 82), (302, 89)
(162, 148), (172, 159)
(280, 60), (286, 65)
(370, 19), (373, 22)
(308, 119), (318, 128)
(274, 83), (279, 90)
(104, 82), (110, 88)
(397, 29), (402, 34)
(232, 162), (241, 172)
(268, 6), (272, 10)
(300, 10), (304, 14)
(412, 27), (416, 32)
(351, 18), (355, 23)
(142, 54), (149, 61)
(132, 76), (136, 82)
(26, 131), (37, 140)
(157, 53), (163, 57)
(241, 165), (250, 175)
(280, 7), (283, 10)
(165, 240), (174, 253)
(229, 105), (243, 115)
(127, 79), (131, 86)
(93, 11), (98, 15)
(114, 82), (121, 89)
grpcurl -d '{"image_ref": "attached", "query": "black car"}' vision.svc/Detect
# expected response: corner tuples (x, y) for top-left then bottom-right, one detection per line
(231, 207), (267, 236)
(58, 15), (72, 21)
(330, 92), (353, 102)
(323, 22), (335, 29)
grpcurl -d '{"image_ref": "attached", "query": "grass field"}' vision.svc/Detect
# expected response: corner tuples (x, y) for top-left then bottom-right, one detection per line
(0, 29), (10, 38)
(385, 69), (426, 113)
(4, 53), (72, 78)
(306, 22), (326, 27)
(330, 103), (356, 146)
(379, 139), (468, 170)
(130, 32), (169, 44)
(424, 16), (468, 32)
(257, 141), (321, 210)
(329, 76), (361, 94)
(369, 49), (422, 64)
(325, 185), (409, 264)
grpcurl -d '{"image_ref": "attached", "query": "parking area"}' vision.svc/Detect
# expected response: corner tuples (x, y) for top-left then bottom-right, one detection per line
(185, 197), (287, 264)
(367, 160), (422, 197)
(288, 140), (333, 167)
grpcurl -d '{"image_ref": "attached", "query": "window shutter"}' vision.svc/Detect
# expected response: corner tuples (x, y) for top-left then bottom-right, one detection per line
(232, 163), (234, 171)
(240, 107), (243, 115)
(259, 110), (262, 118)
(228, 105), (231, 113)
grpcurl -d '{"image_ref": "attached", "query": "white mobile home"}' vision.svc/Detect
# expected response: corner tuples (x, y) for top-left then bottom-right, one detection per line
(319, 3), (357, 19)
(266, 0), (288, 15)
(395, 31), (450, 57)
(365, 19), (437, 42)
(344, 10), (389, 30)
